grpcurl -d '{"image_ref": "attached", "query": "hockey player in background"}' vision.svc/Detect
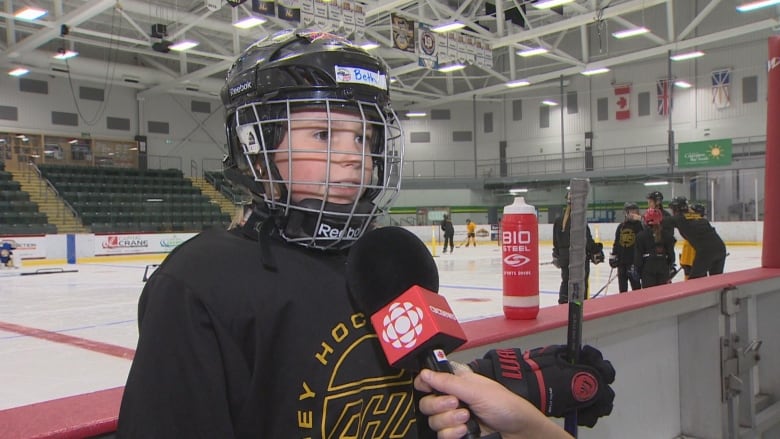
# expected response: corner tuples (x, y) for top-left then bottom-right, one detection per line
(610, 202), (643, 292)
(634, 208), (676, 288)
(665, 197), (727, 278)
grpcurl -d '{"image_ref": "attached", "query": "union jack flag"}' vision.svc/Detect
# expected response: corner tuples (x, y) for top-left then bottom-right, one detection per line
(657, 79), (672, 116)
(712, 69), (731, 109)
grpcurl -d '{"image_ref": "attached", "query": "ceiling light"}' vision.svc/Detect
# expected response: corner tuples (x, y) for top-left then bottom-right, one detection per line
(15, 7), (47, 20)
(532, 0), (575, 9)
(506, 79), (531, 88)
(737, 0), (780, 12)
(170, 40), (199, 51)
(16, 134), (26, 139)
(581, 67), (610, 76)
(675, 80), (692, 88)
(644, 181), (669, 186)
(406, 112), (427, 117)
(8, 68), (29, 77)
(517, 47), (548, 57)
(438, 63), (466, 73)
(68, 139), (79, 144)
(232, 16), (266, 29)
(53, 50), (78, 60)
(431, 22), (466, 33)
(670, 51), (704, 61)
(359, 41), (380, 50)
(541, 100), (558, 106)
(509, 188), (529, 194)
(612, 27), (650, 39)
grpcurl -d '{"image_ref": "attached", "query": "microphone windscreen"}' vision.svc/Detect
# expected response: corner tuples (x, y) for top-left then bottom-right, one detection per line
(346, 226), (439, 315)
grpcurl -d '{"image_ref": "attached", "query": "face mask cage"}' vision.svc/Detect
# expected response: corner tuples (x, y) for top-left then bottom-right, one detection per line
(228, 96), (404, 249)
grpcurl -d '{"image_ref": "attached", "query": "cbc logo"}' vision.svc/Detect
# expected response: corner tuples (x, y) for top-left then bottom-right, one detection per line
(504, 254), (531, 267)
(381, 302), (424, 349)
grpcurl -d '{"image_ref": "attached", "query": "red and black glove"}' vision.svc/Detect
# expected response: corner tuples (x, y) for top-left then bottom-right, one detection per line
(468, 345), (615, 427)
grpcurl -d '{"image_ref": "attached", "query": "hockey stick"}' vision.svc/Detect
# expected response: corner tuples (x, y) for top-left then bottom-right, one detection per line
(455, 237), (469, 248)
(564, 177), (590, 437)
(591, 266), (617, 298)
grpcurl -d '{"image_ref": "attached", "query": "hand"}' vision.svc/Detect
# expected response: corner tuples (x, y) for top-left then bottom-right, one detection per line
(628, 265), (640, 284)
(469, 345), (616, 428)
(608, 255), (619, 268)
(552, 256), (561, 269)
(415, 364), (573, 439)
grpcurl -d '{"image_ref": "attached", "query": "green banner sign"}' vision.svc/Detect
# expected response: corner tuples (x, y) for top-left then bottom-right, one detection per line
(678, 138), (732, 168)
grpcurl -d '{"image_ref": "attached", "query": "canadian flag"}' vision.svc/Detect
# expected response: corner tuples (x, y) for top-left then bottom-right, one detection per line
(614, 83), (631, 120)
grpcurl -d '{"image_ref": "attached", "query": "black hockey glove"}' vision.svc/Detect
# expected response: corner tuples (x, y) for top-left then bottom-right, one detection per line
(608, 254), (619, 268)
(552, 254), (561, 269)
(469, 345), (615, 427)
(590, 243), (605, 264)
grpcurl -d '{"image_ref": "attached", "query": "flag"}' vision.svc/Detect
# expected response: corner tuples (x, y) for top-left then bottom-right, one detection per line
(391, 14), (415, 53)
(657, 79), (672, 116)
(614, 83), (631, 120)
(712, 69), (731, 109)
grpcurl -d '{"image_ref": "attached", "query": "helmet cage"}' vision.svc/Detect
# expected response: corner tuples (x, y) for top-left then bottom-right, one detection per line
(226, 96), (403, 250)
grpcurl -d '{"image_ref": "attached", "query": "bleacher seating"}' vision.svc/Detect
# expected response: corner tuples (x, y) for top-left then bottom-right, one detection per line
(39, 164), (230, 234)
(0, 163), (56, 236)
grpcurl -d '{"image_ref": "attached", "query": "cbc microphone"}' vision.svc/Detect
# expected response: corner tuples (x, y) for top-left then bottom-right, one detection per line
(346, 226), (482, 439)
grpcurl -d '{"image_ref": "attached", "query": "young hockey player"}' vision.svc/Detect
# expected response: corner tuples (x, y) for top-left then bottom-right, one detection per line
(634, 208), (676, 288)
(610, 202), (643, 292)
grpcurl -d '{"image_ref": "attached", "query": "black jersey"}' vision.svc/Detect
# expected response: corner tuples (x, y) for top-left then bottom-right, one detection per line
(611, 220), (643, 265)
(118, 223), (432, 438)
(663, 210), (726, 254)
(552, 214), (598, 262)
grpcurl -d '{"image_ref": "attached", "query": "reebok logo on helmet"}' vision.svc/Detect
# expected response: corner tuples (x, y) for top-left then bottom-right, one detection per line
(229, 81), (253, 97)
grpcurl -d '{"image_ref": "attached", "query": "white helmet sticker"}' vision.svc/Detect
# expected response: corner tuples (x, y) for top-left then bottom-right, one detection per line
(236, 125), (260, 154)
(335, 66), (388, 91)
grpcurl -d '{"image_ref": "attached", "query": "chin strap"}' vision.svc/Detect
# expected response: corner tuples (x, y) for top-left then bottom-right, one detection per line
(241, 207), (279, 272)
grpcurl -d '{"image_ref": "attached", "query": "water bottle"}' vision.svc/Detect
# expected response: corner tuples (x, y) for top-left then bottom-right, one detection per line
(501, 197), (539, 319)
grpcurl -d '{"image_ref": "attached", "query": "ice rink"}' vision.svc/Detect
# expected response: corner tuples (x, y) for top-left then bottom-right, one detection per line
(0, 242), (762, 413)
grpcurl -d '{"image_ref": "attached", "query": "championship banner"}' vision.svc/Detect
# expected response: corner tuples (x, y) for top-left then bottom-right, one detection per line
(417, 23), (438, 69)
(712, 68), (732, 109)
(313, 0), (328, 29)
(300, 0), (315, 27)
(341, 0), (355, 34)
(93, 233), (196, 256)
(657, 79), (672, 116)
(614, 83), (631, 120)
(391, 14), (415, 53)
(678, 138), (732, 168)
(276, 0), (301, 23)
(252, 0), (275, 16)
(326, 0), (341, 27)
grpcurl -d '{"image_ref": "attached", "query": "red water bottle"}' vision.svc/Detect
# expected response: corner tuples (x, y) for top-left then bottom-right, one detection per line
(501, 197), (539, 319)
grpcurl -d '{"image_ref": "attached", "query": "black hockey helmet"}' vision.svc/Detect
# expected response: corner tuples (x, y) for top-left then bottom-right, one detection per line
(669, 196), (689, 213)
(624, 202), (639, 211)
(220, 29), (404, 250)
(692, 202), (706, 215)
(646, 191), (664, 204)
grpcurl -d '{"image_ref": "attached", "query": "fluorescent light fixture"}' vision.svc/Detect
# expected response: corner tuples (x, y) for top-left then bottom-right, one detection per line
(509, 188), (529, 194)
(438, 63), (466, 73)
(737, 0), (780, 12)
(53, 50), (78, 60)
(541, 100), (558, 106)
(359, 41), (380, 50)
(232, 16), (266, 29)
(581, 67), (610, 76)
(68, 139), (79, 144)
(8, 68), (29, 77)
(170, 40), (199, 51)
(670, 51), (704, 61)
(517, 47), (548, 57)
(15, 7), (47, 20)
(532, 0), (574, 9)
(431, 22), (466, 33)
(612, 27), (650, 39)
(390, 77), (398, 83)
(16, 134), (26, 139)
(644, 181), (669, 186)
(674, 80), (692, 88)
(146, 198), (164, 202)
(506, 79), (531, 88)
(406, 111), (427, 117)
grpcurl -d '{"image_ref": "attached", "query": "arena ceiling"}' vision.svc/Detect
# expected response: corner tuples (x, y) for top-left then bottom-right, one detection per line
(1, 0), (778, 110)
